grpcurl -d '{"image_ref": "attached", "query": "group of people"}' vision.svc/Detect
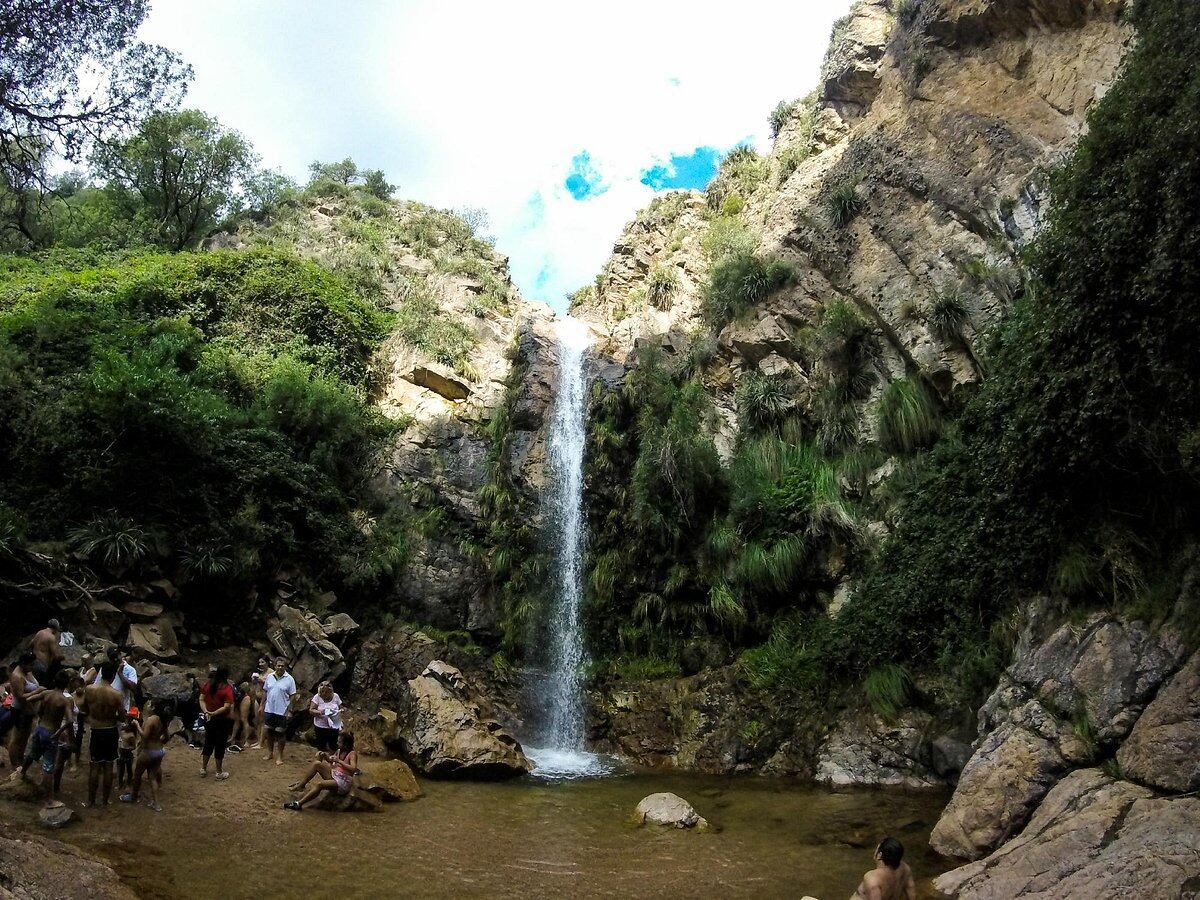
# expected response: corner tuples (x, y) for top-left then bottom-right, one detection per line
(1, 619), (360, 813)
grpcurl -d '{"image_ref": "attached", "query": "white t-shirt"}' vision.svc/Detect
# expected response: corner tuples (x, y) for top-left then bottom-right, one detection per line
(263, 671), (296, 717)
(92, 661), (138, 711)
(311, 693), (343, 730)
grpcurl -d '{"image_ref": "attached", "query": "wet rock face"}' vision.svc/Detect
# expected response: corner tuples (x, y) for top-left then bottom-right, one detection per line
(395, 661), (531, 780)
(930, 611), (1188, 860)
(934, 769), (1200, 900)
(588, 668), (748, 774)
(814, 709), (946, 789)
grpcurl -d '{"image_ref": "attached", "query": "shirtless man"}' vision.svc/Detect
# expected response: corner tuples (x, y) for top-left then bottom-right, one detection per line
(120, 699), (172, 811)
(852, 838), (916, 900)
(79, 663), (124, 807)
(24, 670), (74, 808)
(30, 619), (64, 683)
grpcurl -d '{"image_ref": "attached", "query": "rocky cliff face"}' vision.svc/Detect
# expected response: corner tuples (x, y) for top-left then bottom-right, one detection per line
(569, 0), (1135, 776)
(576, 0), (1129, 455)
(221, 195), (560, 639)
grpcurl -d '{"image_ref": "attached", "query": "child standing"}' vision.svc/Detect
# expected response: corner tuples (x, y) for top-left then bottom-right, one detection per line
(117, 706), (139, 791)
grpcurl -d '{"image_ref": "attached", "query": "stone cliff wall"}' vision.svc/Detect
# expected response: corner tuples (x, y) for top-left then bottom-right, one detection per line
(576, 0), (1130, 456)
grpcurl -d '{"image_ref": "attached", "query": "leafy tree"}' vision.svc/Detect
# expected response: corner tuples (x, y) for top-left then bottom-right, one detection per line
(308, 158), (359, 185)
(361, 168), (395, 200)
(92, 109), (257, 249)
(307, 158), (395, 200)
(0, 0), (190, 237)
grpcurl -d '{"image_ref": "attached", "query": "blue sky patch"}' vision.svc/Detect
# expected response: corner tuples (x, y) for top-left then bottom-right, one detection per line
(640, 146), (721, 191)
(564, 150), (607, 200)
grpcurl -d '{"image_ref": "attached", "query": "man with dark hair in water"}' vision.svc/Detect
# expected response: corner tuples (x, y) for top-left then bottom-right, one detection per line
(852, 837), (915, 900)
(79, 663), (123, 807)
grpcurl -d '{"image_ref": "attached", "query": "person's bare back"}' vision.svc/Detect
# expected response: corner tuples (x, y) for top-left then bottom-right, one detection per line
(30, 625), (62, 668)
(852, 838), (916, 900)
(82, 682), (123, 728)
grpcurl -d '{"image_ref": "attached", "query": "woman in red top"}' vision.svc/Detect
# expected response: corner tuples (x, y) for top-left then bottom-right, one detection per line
(199, 666), (235, 780)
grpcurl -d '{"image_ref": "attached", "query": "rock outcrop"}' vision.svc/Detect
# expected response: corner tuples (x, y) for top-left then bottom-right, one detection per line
(574, 0), (1132, 464)
(934, 768), (1200, 899)
(930, 610), (1186, 860)
(1116, 649), (1200, 793)
(814, 709), (945, 788)
(633, 793), (709, 830)
(0, 823), (136, 900)
(393, 661), (531, 779)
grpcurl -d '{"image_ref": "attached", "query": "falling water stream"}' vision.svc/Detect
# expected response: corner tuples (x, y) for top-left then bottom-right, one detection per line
(525, 316), (613, 778)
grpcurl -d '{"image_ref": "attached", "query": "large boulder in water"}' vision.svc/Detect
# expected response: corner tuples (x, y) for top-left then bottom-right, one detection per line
(360, 758), (423, 802)
(633, 792), (709, 830)
(396, 660), (530, 779)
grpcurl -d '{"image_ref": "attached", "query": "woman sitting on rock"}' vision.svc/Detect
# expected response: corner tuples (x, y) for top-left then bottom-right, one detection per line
(284, 731), (359, 811)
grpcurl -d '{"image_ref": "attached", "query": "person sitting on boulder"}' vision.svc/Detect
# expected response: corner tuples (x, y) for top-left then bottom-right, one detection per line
(285, 731), (359, 811)
(852, 837), (915, 900)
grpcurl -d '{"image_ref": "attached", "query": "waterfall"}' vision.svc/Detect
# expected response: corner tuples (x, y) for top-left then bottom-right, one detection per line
(526, 316), (611, 778)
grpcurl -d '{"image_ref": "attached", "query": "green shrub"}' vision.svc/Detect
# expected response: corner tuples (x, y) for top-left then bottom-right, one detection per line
(770, 100), (797, 138)
(863, 663), (913, 720)
(702, 253), (793, 327)
(928, 284), (969, 342)
(646, 264), (680, 310)
(826, 177), (865, 227)
(736, 373), (794, 436)
(702, 215), (756, 262)
(876, 377), (941, 454)
(0, 248), (400, 619)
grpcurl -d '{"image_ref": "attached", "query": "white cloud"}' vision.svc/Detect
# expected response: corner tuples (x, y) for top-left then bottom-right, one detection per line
(141, 0), (852, 311)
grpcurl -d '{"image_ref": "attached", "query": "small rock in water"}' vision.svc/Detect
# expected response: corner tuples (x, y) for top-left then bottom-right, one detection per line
(633, 792), (709, 830)
(39, 805), (75, 829)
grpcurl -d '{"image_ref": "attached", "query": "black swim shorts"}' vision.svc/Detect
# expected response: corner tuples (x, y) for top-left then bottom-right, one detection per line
(89, 725), (119, 763)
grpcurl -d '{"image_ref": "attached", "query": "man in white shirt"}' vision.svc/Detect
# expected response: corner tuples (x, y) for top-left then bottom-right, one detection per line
(85, 647), (138, 712)
(261, 658), (296, 766)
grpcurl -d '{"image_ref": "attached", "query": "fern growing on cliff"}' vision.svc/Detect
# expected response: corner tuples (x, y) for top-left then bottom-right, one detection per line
(826, 177), (864, 228)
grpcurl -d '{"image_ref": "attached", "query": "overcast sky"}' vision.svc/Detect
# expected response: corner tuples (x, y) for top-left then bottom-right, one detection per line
(141, 1), (852, 313)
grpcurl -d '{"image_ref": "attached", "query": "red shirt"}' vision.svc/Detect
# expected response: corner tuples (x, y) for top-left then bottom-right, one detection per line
(201, 682), (235, 714)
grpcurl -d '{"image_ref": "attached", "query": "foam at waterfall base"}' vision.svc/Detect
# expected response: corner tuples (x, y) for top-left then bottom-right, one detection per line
(524, 746), (619, 779)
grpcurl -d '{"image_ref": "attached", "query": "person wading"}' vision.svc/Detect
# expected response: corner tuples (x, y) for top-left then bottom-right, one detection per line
(79, 663), (124, 807)
(261, 658), (296, 766)
(199, 666), (235, 779)
(852, 837), (916, 900)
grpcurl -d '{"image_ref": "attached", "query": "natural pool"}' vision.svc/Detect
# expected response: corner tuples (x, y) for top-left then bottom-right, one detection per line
(32, 761), (956, 899)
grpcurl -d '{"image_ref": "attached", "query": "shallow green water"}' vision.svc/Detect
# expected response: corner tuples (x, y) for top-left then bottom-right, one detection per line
(85, 770), (954, 899)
